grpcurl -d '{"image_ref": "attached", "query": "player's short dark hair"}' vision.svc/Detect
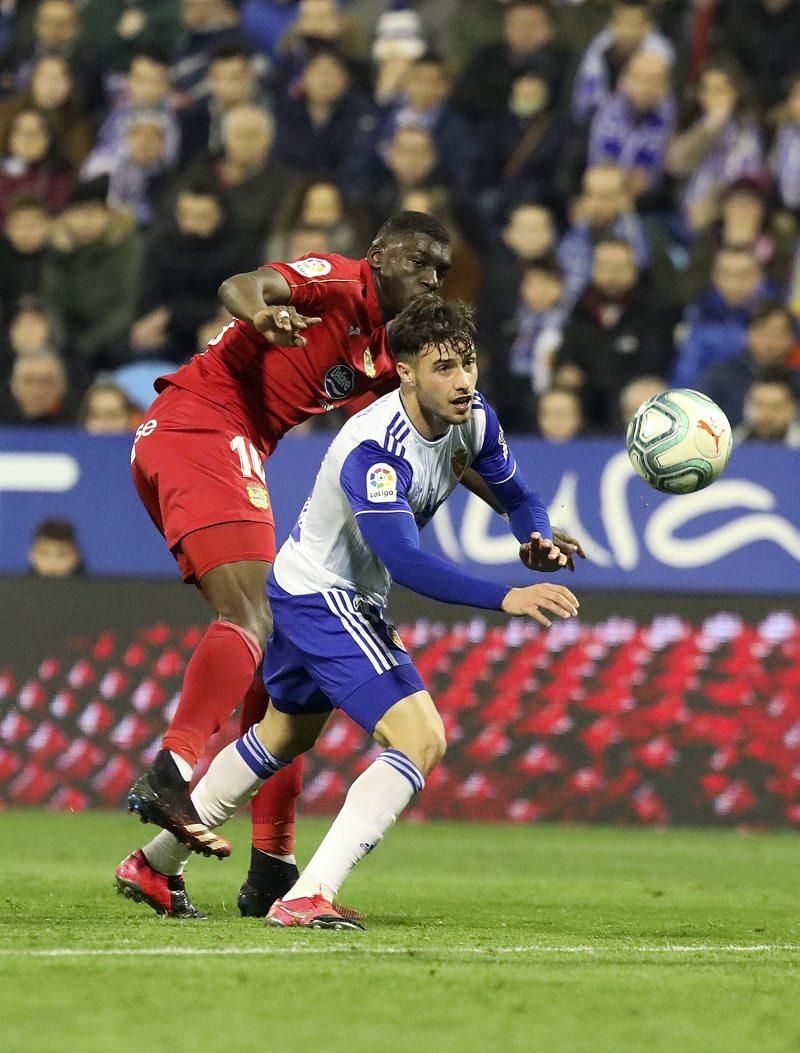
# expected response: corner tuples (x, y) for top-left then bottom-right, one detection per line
(129, 46), (170, 68)
(209, 41), (253, 65)
(506, 0), (553, 15)
(32, 518), (78, 545)
(388, 294), (475, 361)
(749, 300), (793, 330)
(612, 0), (651, 11)
(371, 210), (450, 250)
(524, 253), (563, 280)
(177, 176), (222, 201)
(752, 367), (797, 397)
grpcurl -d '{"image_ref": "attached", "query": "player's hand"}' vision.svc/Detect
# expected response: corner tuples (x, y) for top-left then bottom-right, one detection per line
(551, 527), (586, 573)
(519, 532), (569, 572)
(252, 305), (321, 346)
(501, 583), (579, 627)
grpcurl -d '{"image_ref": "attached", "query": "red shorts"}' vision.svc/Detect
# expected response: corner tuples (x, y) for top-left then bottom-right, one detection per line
(130, 384), (276, 584)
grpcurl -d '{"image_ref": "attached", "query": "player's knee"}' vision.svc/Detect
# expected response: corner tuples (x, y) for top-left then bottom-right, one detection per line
(220, 592), (272, 644)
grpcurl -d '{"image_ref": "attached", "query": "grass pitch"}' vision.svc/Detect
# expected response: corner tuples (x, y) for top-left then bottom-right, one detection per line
(0, 813), (798, 1052)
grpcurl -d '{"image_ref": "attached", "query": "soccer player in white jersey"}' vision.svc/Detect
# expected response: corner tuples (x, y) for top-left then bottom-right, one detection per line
(143, 295), (580, 929)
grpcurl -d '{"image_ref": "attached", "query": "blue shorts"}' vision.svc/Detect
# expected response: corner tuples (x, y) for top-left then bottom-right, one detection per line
(263, 579), (426, 733)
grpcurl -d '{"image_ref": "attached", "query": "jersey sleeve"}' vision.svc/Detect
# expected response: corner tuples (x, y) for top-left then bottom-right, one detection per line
(339, 440), (414, 517)
(264, 254), (360, 314)
(471, 396), (552, 542)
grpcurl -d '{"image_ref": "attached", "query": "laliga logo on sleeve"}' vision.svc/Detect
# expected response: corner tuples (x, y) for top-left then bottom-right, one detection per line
(289, 257), (332, 278)
(366, 462), (397, 503)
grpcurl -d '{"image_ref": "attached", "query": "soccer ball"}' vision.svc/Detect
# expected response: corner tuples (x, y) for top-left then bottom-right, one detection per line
(626, 389), (733, 494)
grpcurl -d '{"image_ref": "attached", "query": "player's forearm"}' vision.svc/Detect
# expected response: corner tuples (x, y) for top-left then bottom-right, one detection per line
(356, 512), (510, 610)
(218, 269), (291, 324)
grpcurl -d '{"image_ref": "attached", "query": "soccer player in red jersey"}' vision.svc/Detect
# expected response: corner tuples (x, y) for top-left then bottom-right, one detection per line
(116, 212), (461, 918)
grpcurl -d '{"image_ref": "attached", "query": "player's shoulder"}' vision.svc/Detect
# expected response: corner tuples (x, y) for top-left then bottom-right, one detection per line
(267, 253), (365, 283)
(334, 391), (409, 459)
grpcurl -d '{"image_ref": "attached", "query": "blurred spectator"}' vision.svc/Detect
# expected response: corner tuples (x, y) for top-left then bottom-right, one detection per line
(717, 0), (800, 110)
(0, 108), (73, 223)
(283, 223), (332, 259)
(102, 110), (174, 227)
(452, 0), (567, 122)
(83, 50), (180, 176)
(478, 68), (570, 219)
(28, 517), (84, 577)
(79, 0), (183, 89)
(681, 176), (796, 305)
(363, 125), (443, 223)
(0, 54), (93, 168)
(619, 374), (667, 429)
(240, 0), (303, 63)
(267, 177), (369, 259)
(0, 193), (51, 321)
(1, 350), (74, 424)
(170, 0), (242, 110)
(536, 386), (585, 442)
(275, 0), (367, 81)
(274, 46), (374, 182)
(179, 42), (269, 165)
(369, 5), (426, 106)
(375, 52), (478, 191)
(195, 103), (292, 241)
(132, 178), (258, 360)
(770, 73), (800, 215)
(588, 50), (676, 201)
(509, 256), (567, 393)
(0, 0), (83, 96)
(732, 368), (800, 447)
(478, 203), (558, 371)
(554, 239), (673, 431)
(40, 174), (143, 376)
(79, 379), (136, 434)
(572, 0), (674, 124)
(666, 61), (764, 235)
(672, 247), (767, 389)
(4, 297), (60, 360)
(698, 302), (800, 426)
(558, 163), (649, 308)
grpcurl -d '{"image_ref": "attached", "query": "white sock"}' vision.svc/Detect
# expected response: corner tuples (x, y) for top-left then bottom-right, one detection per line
(287, 750), (424, 901)
(142, 830), (191, 877)
(191, 725), (288, 829)
(169, 751), (193, 782)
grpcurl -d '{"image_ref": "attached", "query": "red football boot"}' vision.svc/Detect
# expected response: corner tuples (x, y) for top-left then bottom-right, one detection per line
(115, 849), (207, 919)
(266, 894), (364, 931)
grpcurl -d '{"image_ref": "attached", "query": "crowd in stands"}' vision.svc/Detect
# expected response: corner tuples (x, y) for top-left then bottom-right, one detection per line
(0, 0), (799, 446)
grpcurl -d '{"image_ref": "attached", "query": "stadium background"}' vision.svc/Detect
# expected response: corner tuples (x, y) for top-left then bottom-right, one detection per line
(1, 0), (799, 830)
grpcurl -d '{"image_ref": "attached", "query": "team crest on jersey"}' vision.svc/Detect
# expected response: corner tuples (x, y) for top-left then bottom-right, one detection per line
(451, 448), (469, 478)
(289, 257), (332, 278)
(246, 484), (270, 509)
(324, 364), (355, 400)
(366, 462), (397, 503)
(363, 348), (376, 377)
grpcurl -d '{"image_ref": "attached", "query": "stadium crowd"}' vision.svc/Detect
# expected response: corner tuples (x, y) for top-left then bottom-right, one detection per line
(0, 0), (799, 445)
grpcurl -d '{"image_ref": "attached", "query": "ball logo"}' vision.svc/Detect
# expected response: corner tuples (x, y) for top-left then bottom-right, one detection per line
(366, 462), (397, 503)
(324, 364), (355, 400)
(289, 257), (332, 278)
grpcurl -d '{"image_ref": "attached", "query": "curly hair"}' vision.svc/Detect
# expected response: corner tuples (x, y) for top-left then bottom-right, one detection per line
(387, 294), (476, 361)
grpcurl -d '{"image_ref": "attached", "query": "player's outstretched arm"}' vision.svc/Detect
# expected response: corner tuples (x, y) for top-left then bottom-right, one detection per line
(218, 268), (321, 346)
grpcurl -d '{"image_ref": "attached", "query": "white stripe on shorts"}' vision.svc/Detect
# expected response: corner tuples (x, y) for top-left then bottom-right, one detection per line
(336, 590), (398, 672)
(323, 590), (391, 674)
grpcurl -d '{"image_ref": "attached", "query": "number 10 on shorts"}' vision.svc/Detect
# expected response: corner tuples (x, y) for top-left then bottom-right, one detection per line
(231, 435), (266, 484)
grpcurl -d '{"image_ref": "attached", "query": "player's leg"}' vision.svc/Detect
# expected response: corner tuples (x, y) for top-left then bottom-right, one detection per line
(267, 687), (444, 929)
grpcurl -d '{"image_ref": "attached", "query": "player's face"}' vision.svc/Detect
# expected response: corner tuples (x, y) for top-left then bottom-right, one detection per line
(409, 342), (478, 427)
(371, 234), (451, 319)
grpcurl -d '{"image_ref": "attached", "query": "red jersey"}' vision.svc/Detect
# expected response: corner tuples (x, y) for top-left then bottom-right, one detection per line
(156, 254), (399, 454)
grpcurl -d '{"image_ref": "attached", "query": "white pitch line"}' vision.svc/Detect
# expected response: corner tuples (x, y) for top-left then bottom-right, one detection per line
(0, 944), (798, 959)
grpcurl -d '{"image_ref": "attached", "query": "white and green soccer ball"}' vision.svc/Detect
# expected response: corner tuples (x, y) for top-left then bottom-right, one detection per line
(626, 389), (733, 494)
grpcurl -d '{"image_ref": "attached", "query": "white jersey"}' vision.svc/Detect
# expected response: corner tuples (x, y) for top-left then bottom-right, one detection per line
(273, 389), (515, 607)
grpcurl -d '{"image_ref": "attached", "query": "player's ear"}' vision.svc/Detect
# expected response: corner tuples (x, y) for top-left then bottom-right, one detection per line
(367, 243), (384, 268)
(396, 359), (414, 386)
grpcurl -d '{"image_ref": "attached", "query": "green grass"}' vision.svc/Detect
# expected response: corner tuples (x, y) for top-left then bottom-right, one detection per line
(0, 813), (798, 1052)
